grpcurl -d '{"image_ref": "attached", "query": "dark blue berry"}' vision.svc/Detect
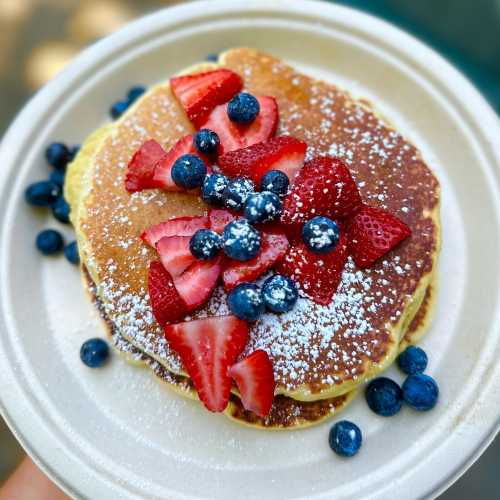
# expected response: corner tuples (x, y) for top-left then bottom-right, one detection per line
(45, 142), (70, 170)
(402, 374), (439, 411)
(206, 53), (219, 62)
(397, 346), (428, 375)
(171, 154), (207, 189)
(51, 196), (71, 224)
(36, 229), (63, 255)
(127, 85), (146, 103)
(244, 191), (282, 224)
(365, 377), (403, 416)
(262, 274), (298, 313)
(302, 216), (340, 254)
(223, 177), (254, 211)
(194, 129), (220, 155)
(202, 173), (229, 206)
(228, 283), (265, 321)
(49, 169), (65, 188)
(190, 229), (222, 260)
(260, 170), (290, 197)
(110, 100), (129, 120)
(222, 219), (261, 261)
(227, 92), (260, 124)
(64, 241), (80, 265)
(329, 420), (362, 457)
(68, 145), (80, 161)
(25, 181), (60, 207)
(80, 338), (109, 368)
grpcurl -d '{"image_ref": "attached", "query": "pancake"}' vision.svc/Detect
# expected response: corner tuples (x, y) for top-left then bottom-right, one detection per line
(66, 48), (440, 404)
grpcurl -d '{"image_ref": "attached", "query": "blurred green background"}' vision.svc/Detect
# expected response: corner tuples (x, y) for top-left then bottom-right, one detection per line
(0, 0), (498, 498)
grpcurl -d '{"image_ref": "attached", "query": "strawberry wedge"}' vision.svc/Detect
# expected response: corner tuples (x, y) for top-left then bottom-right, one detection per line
(141, 215), (209, 248)
(156, 236), (196, 279)
(165, 315), (249, 412)
(125, 139), (166, 192)
(208, 208), (238, 234)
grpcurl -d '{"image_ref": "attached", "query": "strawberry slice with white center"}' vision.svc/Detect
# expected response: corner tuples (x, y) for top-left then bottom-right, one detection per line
(218, 136), (306, 184)
(125, 139), (167, 192)
(164, 315), (249, 412)
(141, 215), (209, 248)
(346, 205), (411, 268)
(229, 350), (276, 417)
(170, 69), (243, 128)
(173, 256), (222, 309)
(208, 208), (238, 234)
(148, 261), (188, 326)
(156, 235), (196, 279)
(222, 230), (289, 290)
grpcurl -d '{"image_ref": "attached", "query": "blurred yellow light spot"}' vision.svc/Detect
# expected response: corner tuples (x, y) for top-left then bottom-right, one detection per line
(0, 0), (31, 22)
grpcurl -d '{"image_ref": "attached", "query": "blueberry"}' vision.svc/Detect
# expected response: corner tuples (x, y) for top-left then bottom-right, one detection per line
(36, 229), (64, 255)
(80, 338), (109, 368)
(45, 142), (70, 170)
(397, 346), (428, 375)
(244, 191), (282, 224)
(365, 377), (403, 416)
(223, 177), (255, 211)
(206, 53), (219, 62)
(127, 85), (146, 103)
(51, 196), (71, 224)
(202, 173), (229, 206)
(227, 92), (260, 124)
(110, 100), (129, 120)
(402, 374), (439, 411)
(64, 241), (80, 265)
(194, 129), (220, 155)
(25, 181), (60, 207)
(171, 154), (207, 189)
(228, 283), (265, 321)
(262, 274), (298, 313)
(260, 170), (290, 197)
(49, 169), (65, 188)
(68, 144), (80, 161)
(302, 216), (340, 254)
(329, 420), (362, 457)
(222, 219), (261, 261)
(190, 229), (222, 260)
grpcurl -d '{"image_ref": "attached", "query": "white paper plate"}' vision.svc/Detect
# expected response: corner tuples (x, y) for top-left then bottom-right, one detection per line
(0, 1), (499, 498)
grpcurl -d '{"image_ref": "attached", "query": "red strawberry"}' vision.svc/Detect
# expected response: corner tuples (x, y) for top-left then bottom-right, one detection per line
(218, 136), (306, 184)
(229, 350), (276, 417)
(156, 236), (196, 279)
(222, 230), (289, 290)
(173, 256), (222, 309)
(148, 261), (188, 326)
(170, 69), (243, 128)
(276, 233), (349, 305)
(141, 215), (209, 248)
(164, 315), (249, 412)
(346, 205), (411, 268)
(125, 139), (166, 192)
(208, 208), (238, 234)
(203, 96), (279, 154)
(281, 157), (362, 225)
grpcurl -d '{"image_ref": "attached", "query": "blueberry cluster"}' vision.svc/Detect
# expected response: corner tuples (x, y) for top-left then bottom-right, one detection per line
(25, 141), (80, 264)
(110, 85), (147, 120)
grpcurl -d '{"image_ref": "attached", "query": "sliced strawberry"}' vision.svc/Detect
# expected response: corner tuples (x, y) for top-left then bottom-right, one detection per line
(148, 261), (188, 326)
(229, 350), (276, 417)
(208, 208), (238, 234)
(222, 230), (289, 290)
(156, 236), (196, 279)
(171, 69), (243, 128)
(125, 139), (166, 192)
(164, 315), (249, 412)
(141, 215), (209, 248)
(276, 233), (349, 305)
(203, 103), (244, 154)
(173, 256), (221, 309)
(346, 205), (411, 268)
(218, 136), (306, 184)
(281, 157), (362, 225)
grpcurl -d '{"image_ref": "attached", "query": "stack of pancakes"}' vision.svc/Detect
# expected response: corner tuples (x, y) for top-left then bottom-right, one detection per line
(66, 49), (440, 430)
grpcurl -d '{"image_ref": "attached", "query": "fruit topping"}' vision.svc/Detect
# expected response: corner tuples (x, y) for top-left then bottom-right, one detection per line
(244, 191), (282, 224)
(164, 315), (249, 412)
(141, 215), (209, 248)
(227, 92), (260, 124)
(208, 208), (238, 234)
(301, 216), (340, 254)
(189, 229), (222, 260)
(194, 128), (220, 155)
(262, 274), (298, 313)
(170, 69), (243, 128)
(222, 177), (255, 211)
(125, 139), (166, 192)
(202, 173), (229, 206)
(222, 219), (261, 261)
(227, 283), (265, 321)
(229, 350), (276, 417)
(171, 153), (207, 189)
(397, 346), (428, 375)
(260, 169), (290, 197)
(156, 236), (196, 279)
(365, 377), (403, 417)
